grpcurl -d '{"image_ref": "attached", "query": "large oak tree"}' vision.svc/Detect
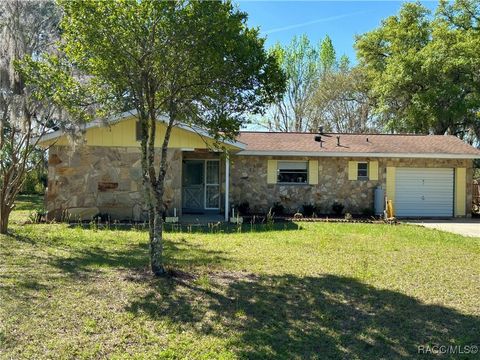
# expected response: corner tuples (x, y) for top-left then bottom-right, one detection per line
(355, 1), (480, 140)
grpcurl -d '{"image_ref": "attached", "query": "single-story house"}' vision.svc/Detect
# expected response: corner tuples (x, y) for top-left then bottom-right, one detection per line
(39, 112), (480, 220)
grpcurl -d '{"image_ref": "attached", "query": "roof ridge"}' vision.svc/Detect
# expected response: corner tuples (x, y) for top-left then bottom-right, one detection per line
(239, 131), (448, 136)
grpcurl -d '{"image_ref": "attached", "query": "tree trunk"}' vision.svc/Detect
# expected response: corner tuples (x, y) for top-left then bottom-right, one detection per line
(150, 208), (166, 275)
(0, 205), (11, 234)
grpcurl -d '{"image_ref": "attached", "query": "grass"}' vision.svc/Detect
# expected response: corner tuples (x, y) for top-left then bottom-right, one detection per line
(1, 196), (479, 359)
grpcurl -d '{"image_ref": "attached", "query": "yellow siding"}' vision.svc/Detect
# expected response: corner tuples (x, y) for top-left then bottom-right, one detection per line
(267, 160), (277, 184)
(308, 160), (319, 185)
(454, 167), (466, 217)
(40, 117), (238, 149)
(386, 167), (396, 206)
(348, 161), (357, 180)
(369, 161), (379, 181)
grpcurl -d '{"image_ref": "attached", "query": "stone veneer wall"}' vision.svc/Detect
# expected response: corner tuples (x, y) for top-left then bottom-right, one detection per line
(230, 155), (473, 215)
(46, 145), (182, 221)
(46, 145), (473, 220)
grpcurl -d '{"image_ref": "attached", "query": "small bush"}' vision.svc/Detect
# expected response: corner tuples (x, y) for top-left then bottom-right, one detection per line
(302, 204), (316, 217)
(236, 201), (250, 216)
(271, 202), (285, 216)
(344, 212), (353, 221)
(361, 207), (375, 217)
(332, 201), (344, 216)
(28, 209), (46, 223)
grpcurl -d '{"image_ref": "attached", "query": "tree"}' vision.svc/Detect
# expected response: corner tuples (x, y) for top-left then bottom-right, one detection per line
(264, 35), (321, 132)
(355, 1), (480, 139)
(319, 35), (336, 75)
(0, 0), (61, 234)
(311, 64), (377, 133)
(33, 0), (284, 275)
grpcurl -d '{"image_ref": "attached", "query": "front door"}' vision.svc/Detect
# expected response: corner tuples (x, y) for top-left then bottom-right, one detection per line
(182, 160), (204, 213)
(182, 160), (221, 213)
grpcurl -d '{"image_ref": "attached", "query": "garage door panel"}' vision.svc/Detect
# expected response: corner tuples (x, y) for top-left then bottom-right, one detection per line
(395, 168), (453, 217)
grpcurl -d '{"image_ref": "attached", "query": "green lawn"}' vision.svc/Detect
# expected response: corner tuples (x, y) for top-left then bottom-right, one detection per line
(1, 197), (479, 359)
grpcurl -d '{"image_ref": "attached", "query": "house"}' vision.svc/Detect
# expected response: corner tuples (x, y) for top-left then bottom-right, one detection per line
(39, 112), (480, 221)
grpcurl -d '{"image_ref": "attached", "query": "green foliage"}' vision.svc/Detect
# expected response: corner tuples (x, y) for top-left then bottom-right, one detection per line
(51, 0), (285, 140)
(332, 201), (344, 216)
(235, 201), (250, 216)
(21, 169), (46, 195)
(302, 203), (317, 217)
(0, 0), (61, 233)
(319, 35), (336, 74)
(266, 33), (377, 133)
(355, 0), (480, 139)
(265, 34), (320, 131)
(271, 202), (285, 216)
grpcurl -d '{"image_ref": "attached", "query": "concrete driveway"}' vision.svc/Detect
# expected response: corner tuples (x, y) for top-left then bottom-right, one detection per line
(406, 219), (480, 237)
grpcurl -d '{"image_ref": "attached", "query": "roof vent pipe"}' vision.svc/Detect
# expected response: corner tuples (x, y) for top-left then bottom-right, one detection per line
(336, 136), (340, 146)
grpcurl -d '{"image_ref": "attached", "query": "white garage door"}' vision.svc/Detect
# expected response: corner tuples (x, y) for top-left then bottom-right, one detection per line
(395, 168), (454, 217)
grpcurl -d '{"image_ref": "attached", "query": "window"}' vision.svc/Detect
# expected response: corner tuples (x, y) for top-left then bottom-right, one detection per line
(357, 162), (368, 179)
(277, 161), (308, 184)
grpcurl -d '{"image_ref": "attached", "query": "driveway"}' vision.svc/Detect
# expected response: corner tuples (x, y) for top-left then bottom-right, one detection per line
(407, 219), (480, 237)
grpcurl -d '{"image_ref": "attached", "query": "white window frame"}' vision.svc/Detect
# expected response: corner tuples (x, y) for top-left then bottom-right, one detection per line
(277, 160), (308, 185)
(357, 162), (369, 180)
(204, 159), (220, 210)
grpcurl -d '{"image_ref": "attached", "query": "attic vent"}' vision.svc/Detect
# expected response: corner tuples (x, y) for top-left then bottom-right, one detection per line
(314, 135), (323, 148)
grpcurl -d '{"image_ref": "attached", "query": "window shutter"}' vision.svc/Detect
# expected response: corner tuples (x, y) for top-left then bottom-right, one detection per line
(267, 160), (277, 184)
(308, 160), (318, 185)
(386, 167), (396, 204)
(348, 161), (357, 180)
(369, 161), (379, 180)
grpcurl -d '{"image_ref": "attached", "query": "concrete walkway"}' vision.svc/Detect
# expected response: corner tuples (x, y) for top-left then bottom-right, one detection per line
(407, 219), (480, 237)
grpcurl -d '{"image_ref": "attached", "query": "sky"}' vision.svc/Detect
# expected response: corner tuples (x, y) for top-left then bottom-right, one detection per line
(237, 1), (439, 62)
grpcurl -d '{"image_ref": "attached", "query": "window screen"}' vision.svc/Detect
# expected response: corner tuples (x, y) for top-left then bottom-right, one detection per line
(277, 161), (308, 184)
(357, 162), (368, 179)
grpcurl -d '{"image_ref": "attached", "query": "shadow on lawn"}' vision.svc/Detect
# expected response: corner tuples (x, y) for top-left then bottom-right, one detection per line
(127, 273), (480, 360)
(50, 239), (228, 276)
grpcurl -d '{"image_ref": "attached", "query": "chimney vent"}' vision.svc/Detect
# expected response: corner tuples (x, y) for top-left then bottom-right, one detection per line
(318, 126), (324, 134)
(336, 136), (340, 146)
(314, 135), (323, 147)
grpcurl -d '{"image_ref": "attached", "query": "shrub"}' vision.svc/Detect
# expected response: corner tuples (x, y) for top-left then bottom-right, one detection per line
(271, 202), (285, 216)
(361, 207), (375, 217)
(236, 201), (250, 216)
(302, 204), (316, 217)
(332, 201), (344, 216)
(28, 209), (46, 223)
